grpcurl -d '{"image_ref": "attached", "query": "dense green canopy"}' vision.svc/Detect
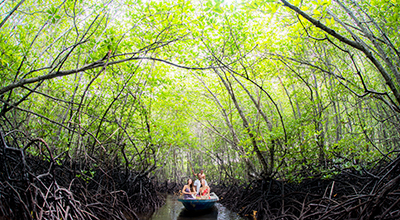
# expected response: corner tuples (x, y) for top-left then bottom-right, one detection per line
(1, 0), (399, 184)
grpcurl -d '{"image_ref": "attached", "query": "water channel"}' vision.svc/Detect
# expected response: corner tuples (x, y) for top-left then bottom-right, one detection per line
(139, 194), (247, 220)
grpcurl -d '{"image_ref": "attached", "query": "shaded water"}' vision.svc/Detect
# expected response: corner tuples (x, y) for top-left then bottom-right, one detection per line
(140, 194), (246, 220)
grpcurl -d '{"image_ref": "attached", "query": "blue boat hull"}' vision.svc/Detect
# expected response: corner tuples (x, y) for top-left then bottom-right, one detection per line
(178, 199), (216, 210)
(178, 193), (219, 211)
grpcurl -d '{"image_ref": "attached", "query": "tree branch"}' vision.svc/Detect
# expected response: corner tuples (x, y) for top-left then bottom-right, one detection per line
(0, 56), (221, 96)
(0, 0), (26, 29)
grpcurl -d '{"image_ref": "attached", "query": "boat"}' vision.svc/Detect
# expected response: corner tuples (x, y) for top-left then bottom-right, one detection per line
(178, 192), (219, 210)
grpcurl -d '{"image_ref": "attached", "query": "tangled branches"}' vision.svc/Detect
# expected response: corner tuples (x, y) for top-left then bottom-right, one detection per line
(155, 181), (184, 195)
(214, 157), (400, 220)
(0, 130), (164, 220)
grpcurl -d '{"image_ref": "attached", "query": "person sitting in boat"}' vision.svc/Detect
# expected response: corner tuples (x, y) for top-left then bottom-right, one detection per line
(182, 178), (196, 199)
(194, 173), (208, 196)
(199, 179), (210, 199)
(192, 169), (206, 182)
(199, 169), (206, 180)
(193, 174), (201, 196)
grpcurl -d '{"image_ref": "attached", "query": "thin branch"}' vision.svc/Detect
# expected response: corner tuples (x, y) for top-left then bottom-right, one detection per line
(0, 56), (221, 95)
(0, 0), (26, 29)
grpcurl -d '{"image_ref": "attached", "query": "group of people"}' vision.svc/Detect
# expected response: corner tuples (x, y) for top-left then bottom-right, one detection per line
(182, 169), (210, 199)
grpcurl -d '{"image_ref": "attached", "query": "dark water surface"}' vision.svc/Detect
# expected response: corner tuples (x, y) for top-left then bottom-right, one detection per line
(140, 194), (246, 220)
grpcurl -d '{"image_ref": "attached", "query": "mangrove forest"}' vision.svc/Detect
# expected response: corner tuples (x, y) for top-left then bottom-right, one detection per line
(1, 0), (400, 219)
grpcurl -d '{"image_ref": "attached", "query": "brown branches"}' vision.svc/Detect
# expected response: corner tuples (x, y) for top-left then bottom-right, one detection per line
(214, 156), (400, 219)
(0, 128), (164, 220)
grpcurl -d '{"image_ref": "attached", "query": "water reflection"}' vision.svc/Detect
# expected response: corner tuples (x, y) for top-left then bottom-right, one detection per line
(177, 207), (218, 220)
(142, 194), (245, 220)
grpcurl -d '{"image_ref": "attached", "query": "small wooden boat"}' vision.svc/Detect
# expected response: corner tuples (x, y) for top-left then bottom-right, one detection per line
(178, 192), (219, 211)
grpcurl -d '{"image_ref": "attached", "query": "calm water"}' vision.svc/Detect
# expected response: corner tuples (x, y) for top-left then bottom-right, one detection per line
(140, 194), (246, 220)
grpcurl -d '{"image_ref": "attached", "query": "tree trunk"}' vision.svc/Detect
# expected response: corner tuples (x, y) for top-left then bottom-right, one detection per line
(216, 69), (269, 177)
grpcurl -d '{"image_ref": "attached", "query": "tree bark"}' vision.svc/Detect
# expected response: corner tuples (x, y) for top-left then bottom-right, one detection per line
(215, 69), (269, 177)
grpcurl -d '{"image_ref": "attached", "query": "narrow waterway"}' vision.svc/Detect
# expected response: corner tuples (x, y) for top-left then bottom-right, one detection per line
(139, 194), (246, 220)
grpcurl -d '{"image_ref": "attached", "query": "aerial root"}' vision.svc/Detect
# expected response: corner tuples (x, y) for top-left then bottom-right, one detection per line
(213, 157), (400, 219)
(0, 131), (164, 220)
